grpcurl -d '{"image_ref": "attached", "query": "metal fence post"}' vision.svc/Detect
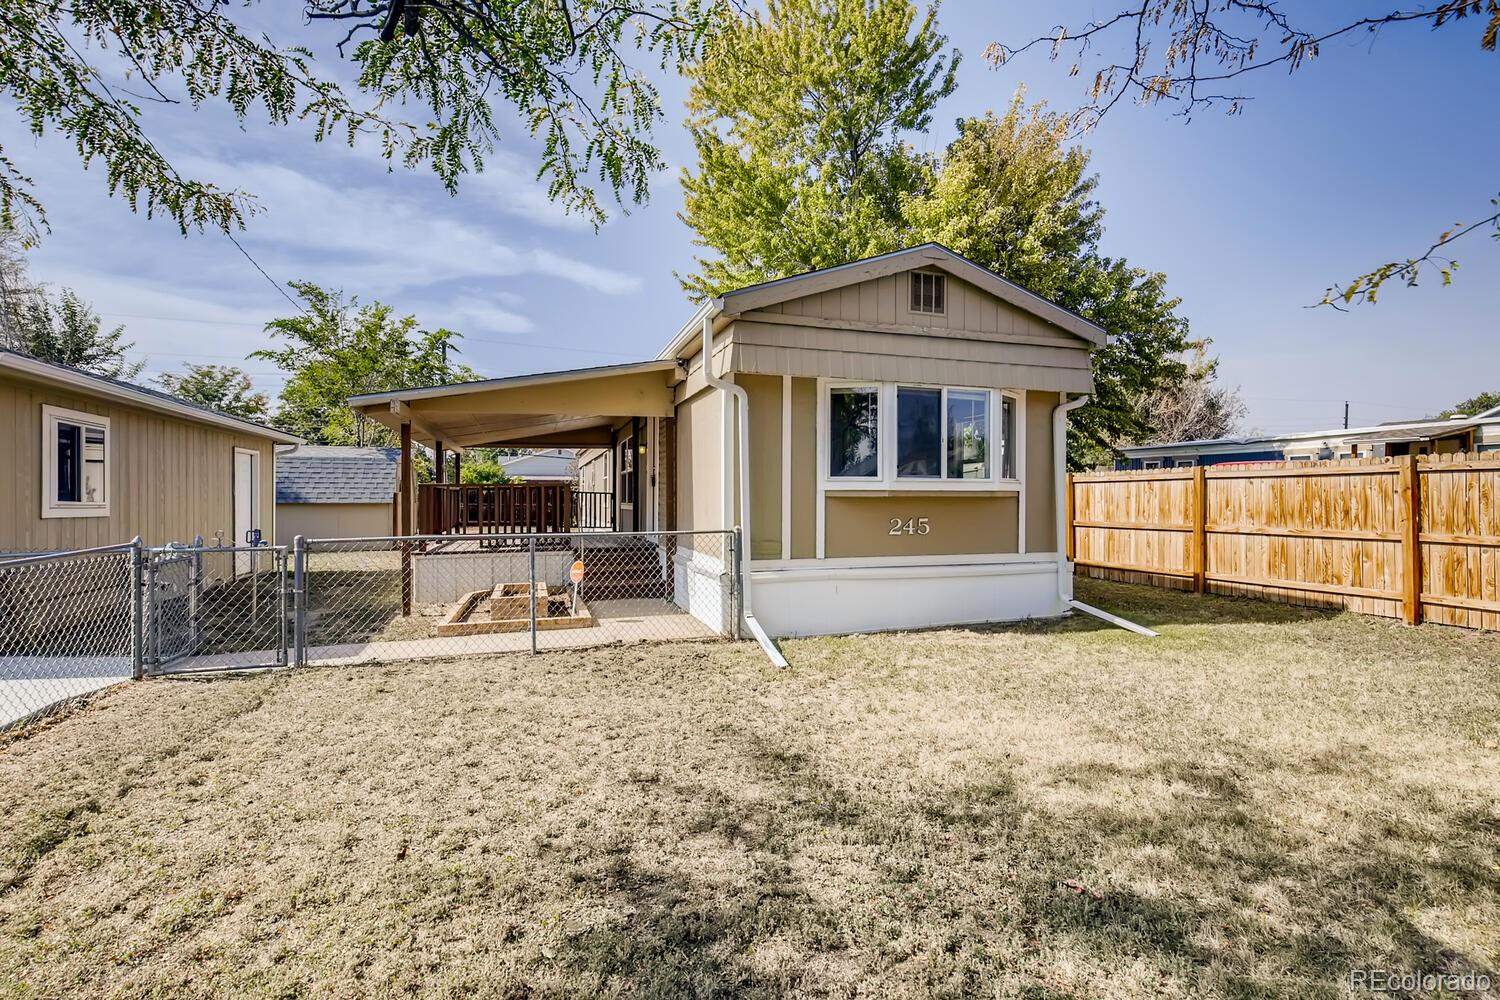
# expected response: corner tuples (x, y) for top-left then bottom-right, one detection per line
(292, 535), (307, 668)
(528, 535), (538, 654)
(731, 528), (744, 641)
(143, 547), (158, 676)
(129, 536), (144, 680)
(276, 547), (289, 666)
(189, 534), (204, 654)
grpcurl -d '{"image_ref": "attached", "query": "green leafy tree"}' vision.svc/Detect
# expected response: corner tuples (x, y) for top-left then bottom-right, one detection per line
(1440, 390), (1500, 418)
(678, 0), (958, 297)
(461, 459), (517, 484)
(156, 364), (271, 422)
(253, 282), (474, 445)
(15, 289), (144, 380)
(903, 94), (1199, 467)
(1, 1), (727, 242)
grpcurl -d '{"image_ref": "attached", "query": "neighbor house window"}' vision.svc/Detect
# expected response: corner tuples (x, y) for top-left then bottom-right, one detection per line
(909, 271), (945, 314)
(828, 383), (1019, 487)
(42, 405), (110, 518)
(829, 385), (879, 478)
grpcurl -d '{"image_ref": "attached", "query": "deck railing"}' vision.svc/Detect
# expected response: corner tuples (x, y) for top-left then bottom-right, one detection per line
(573, 491), (614, 530)
(418, 483), (574, 535)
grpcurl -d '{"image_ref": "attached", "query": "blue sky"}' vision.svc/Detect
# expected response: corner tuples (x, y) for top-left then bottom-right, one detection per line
(10, 2), (1499, 433)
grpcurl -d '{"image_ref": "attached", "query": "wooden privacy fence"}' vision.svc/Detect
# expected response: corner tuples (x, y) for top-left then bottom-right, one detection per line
(1067, 452), (1500, 631)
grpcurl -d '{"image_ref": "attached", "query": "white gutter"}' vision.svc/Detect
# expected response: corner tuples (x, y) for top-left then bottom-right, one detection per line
(1052, 393), (1159, 637)
(702, 313), (790, 668)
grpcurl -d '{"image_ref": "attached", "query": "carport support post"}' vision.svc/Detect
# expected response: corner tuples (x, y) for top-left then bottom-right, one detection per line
(129, 536), (144, 681)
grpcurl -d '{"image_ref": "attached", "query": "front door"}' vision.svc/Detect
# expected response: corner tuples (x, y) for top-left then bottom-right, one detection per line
(233, 447), (262, 573)
(617, 432), (636, 532)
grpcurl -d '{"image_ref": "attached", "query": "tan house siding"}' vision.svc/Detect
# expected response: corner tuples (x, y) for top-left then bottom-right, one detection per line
(789, 377), (818, 559)
(763, 272), (1082, 343)
(823, 495), (1019, 558)
(0, 372), (277, 552)
(1026, 391), (1060, 553)
(675, 387), (724, 533)
(740, 374), (782, 560)
(275, 502), (390, 545)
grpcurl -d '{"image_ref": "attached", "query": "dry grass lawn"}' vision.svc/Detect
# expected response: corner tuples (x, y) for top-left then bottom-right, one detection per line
(1, 580), (1498, 999)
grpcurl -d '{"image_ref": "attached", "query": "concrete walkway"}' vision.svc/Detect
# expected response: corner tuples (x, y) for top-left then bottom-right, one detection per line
(0, 657), (132, 727)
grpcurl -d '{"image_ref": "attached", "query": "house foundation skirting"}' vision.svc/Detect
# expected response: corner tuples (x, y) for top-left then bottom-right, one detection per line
(748, 556), (1066, 637)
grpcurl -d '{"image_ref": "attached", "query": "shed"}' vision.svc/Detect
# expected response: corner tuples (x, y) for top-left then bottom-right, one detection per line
(274, 445), (400, 544)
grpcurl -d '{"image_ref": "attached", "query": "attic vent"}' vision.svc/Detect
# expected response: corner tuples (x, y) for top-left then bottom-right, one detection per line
(910, 271), (946, 315)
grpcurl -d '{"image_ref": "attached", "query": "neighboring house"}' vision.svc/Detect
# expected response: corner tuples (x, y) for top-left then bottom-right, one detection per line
(274, 445), (400, 544)
(348, 244), (1104, 637)
(0, 349), (298, 553)
(500, 448), (576, 481)
(1118, 406), (1500, 470)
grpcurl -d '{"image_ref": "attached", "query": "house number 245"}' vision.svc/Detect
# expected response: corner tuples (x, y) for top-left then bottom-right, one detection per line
(888, 517), (931, 536)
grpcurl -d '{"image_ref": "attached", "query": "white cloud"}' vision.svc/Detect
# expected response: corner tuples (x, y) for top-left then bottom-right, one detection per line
(172, 155), (641, 297)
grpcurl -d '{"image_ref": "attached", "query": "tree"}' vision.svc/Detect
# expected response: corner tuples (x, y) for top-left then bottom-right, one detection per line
(902, 94), (1202, 467)
(678, 0), (958, 297)
(156, 364), (271, 422)
(1, 1), (726, 243)
(1440, 390), (1500, 418)
(986, 2), (1500, 304)
(1125, 346), (1246, 447)
(461, 458), (517, 484)
(14, 289), (144, 380)
(252, 282), (475, 445)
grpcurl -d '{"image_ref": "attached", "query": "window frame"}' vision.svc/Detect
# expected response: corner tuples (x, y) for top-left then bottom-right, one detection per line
(41, 404), (112, 519)
(819, 380), (1023, 493)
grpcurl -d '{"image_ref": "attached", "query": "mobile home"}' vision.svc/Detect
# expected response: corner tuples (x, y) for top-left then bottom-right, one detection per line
(349, 245), (1103, 638)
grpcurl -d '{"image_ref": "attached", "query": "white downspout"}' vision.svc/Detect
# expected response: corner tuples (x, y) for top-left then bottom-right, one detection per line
(703, 314), (791, 667)
(1052, 393), (1159, 637)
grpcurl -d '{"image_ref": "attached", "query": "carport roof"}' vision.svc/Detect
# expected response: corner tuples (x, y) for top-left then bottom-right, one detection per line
(347, 360), (682, 450)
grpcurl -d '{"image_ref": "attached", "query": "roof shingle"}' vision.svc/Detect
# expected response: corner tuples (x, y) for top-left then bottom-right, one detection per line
(275, 446), (400, 504)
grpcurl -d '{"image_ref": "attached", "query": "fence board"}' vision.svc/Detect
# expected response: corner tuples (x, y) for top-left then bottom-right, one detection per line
(1070, 453), (1500, 632)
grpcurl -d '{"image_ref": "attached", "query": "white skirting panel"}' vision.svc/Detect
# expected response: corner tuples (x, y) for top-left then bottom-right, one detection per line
(673, 548), (732, 634)
(748, 557), (1067, 638)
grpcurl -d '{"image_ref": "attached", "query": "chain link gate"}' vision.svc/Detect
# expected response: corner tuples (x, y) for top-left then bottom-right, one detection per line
(144, 544), (289, 673)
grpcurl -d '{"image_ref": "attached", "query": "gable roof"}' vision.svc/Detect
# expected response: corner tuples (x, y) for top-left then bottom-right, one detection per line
(662, 243), (1108, 358)
(0, 349), (301, 444)
(275, 446), (400, 504)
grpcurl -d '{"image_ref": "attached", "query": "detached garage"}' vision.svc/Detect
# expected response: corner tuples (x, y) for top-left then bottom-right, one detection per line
(274, 445), (400, 544)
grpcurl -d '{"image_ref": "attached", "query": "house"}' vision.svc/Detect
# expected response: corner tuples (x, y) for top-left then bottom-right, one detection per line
(347, 244), (1103, 638)
(274, 445), (400, 544)
(501, 448), (576, 481)
(1118, 405), (1500, 470)
(0, 349), (299, 553)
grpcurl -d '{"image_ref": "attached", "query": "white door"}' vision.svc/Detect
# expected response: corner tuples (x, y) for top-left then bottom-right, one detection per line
(233, 448), (261, 574)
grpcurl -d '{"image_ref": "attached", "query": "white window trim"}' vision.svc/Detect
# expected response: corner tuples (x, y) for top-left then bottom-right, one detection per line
(1142, 459), (1161, 470)
(41, 404), (111, 519)
(1176, 458), (1196, 468)
(817, 380), (1023, 494)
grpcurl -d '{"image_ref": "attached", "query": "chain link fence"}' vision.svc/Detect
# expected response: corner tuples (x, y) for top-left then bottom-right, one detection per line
(297, 530), (738, 665)
(0, 530), (741, 729)
(0, 543), (141, 730)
